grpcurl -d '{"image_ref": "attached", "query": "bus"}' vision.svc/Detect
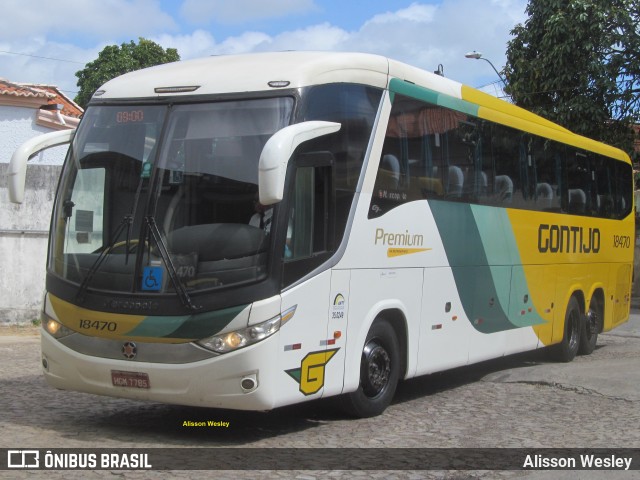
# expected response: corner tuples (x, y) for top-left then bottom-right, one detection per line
(8, 52), (634, 417)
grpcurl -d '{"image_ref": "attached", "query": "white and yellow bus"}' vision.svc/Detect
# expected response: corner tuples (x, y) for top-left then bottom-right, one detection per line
(8, 52), (634, 417)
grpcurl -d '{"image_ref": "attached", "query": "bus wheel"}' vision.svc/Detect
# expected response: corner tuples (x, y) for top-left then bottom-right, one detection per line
(341, 320), (400, 418)
(553, 296), (581, 362)
(578, 297), (600, 355)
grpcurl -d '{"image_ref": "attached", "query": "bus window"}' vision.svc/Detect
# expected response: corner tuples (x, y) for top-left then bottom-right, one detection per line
(66, 167), (105, 253)
(531, 138), (562, 212)
(565, 151), (591, 215)
(282, 162), (333, 286)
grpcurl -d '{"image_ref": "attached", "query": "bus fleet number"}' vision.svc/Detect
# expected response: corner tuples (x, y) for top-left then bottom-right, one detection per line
(613, 235), (631, 248)
(79, 319), (117, 332)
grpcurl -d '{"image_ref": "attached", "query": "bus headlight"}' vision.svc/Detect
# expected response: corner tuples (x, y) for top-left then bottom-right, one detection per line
(196, 306), (296, 354)
(197, 315), (281, 354)
(42, 311), (75, 339)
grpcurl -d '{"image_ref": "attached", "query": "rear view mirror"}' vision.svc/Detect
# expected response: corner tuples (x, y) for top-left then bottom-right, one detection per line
(258, 121), (340, 205)
(8, 129), (75, 203)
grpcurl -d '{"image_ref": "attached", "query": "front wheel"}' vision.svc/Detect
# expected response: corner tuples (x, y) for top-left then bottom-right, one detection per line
(341, 320), (401, 418)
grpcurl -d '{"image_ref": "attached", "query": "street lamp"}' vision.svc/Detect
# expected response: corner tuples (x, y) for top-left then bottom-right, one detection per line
(465, 51), (506, 86)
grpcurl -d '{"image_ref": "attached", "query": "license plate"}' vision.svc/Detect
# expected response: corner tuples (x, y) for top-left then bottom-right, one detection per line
(111, 370), (150, 389)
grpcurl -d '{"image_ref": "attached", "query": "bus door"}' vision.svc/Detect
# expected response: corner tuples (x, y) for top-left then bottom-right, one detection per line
(277, 153), (340, 405)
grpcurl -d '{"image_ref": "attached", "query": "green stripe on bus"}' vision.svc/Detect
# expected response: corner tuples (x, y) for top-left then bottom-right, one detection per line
(389, 78), (479, 117)
(429, 200), (543, 333)
(127, 304), (249, 339)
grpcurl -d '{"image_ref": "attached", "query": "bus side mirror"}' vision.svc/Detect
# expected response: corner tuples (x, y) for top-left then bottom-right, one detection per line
(258, 121), (340, 205)
(8, 129), (75, 204)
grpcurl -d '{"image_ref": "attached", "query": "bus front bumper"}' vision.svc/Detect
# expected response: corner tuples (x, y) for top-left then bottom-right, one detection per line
(40, 329), (280, 411)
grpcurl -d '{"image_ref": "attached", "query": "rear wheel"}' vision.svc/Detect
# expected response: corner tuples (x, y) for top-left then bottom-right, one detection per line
(579, 296), (601, 355)
(553, 296), (581, 362)
(341, 320), (400, 418)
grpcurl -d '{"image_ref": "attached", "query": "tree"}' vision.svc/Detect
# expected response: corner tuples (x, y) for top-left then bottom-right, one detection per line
(75, 38), (180, 109)
(504, 0), (639, 155)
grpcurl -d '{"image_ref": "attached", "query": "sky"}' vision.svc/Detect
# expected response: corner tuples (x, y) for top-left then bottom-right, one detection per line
(0, 0), (528, 101)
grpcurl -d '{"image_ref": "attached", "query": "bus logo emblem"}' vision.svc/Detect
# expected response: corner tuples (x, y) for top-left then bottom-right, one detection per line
(122, 342), (137, 360)
(285, 348), (339, 395)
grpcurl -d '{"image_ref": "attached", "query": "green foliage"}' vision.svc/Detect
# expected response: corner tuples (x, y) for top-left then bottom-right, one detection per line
(505, 0), (639, 155)
(75, 38), (180, 109)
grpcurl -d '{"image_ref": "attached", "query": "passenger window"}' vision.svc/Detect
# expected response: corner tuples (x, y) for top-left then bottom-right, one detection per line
(565, 151), (591, 215)
(368, 92), (632, 220)
(531, 138), (562, 212)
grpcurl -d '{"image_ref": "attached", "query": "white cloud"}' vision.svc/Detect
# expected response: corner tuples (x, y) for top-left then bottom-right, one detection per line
(0, 37), (100, 95)
(0, 0), (177, 41)
(180, 0), (317, 25)
(366, 2), (437, 25)
(259, 23), (350, 52)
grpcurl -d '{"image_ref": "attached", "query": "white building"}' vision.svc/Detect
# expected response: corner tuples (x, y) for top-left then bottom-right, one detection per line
(0, 80), (82, 324)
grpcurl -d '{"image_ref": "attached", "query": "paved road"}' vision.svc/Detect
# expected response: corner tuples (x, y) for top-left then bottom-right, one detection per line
(1, 313), (639, 479)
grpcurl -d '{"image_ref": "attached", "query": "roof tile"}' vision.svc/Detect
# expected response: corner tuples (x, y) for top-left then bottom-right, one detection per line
(0, 78), (83, 117)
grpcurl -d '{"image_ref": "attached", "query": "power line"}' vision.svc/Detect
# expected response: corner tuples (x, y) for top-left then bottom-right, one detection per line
(0, 49), (86, 65)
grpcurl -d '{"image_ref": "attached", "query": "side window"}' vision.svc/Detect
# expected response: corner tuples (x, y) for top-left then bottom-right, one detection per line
(300, 84), (382, 243)
(564, 150), (591, 215)
(592, 156), (615, 217)
(613, 161), (633, 219)
(369, 96), (475, 218)
(282, 155), (334, 286)
(367, 92), (631, 220)
(531, 138), (562, 212)
(490, 124), (521, 206)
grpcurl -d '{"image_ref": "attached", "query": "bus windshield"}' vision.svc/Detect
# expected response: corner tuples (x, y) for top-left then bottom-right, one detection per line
(50, 97), (294, 297)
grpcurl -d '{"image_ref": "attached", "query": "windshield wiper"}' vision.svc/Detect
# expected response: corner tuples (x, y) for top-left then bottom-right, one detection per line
(144, 215), (200, 311)
(76, 214), (133, 304)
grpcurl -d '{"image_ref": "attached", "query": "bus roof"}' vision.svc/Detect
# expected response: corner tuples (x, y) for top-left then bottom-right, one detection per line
(94, 51), (629, 163)
(96, 51), (391, 99)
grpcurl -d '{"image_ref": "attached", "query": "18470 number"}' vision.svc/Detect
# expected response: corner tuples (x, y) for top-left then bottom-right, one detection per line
(613, 235), (631, 248)
(79, 319), (117, 331)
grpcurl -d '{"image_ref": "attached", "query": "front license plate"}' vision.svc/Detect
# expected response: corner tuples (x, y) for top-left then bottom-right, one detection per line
(111, 370), (150, 389)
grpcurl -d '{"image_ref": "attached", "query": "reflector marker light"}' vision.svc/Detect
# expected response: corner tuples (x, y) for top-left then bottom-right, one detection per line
(284, 343), (302, 351)
(154, 85), (200, 93)
(268, 80), (290, 88)
(280, 305), (297, 326)
(431, 324), (443, 330)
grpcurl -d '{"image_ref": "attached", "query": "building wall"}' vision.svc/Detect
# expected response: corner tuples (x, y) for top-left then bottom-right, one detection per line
(0, 163), (62, 323)
(0, 105), (68, 165)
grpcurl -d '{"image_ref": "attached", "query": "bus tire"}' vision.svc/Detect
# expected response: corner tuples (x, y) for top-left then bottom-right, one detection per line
(578, 296), (600, 355)
(553, 296), (581, 362)
(341, 319), (400, 418)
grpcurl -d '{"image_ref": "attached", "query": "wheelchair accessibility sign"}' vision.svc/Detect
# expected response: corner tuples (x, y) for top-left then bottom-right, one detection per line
(142, 266), (163, 291)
